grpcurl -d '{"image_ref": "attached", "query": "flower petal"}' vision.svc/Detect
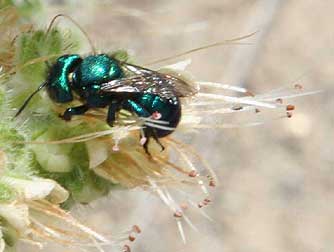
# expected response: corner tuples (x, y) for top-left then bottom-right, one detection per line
(0, 229), (5, 252)
(0, 203), (30, 234)
(1, 177), (69, 203)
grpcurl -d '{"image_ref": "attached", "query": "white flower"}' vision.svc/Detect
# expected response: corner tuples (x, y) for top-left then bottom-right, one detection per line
(0, 175), (112, 251)
(0, 203), (30, 236)
(0, 176), (69, 204)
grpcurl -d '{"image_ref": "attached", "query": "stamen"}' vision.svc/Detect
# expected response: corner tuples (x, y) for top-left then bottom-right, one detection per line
(112, 143), (120, 152)
(188, 170), (198, 177)
(197, 93), (277, 109)
(209, 180), (216, 187)
(140, 117), (169, 125)
(128, 234), (136, 242)
(180, 203), (189, 210)
(151, 111), (162, 120)
(140, 137), (147, 146)
(276, 98), (283, 104)
(294, 84), (303, 90)
(286, 104), (295, 111)
(144, 122), (175, 131)
(123, 244), (131, 252)
(174, 211), (183, 218)
(132, 225), (141, 234)
(176, 220), (186, 244)
(198, 81), (251, 94)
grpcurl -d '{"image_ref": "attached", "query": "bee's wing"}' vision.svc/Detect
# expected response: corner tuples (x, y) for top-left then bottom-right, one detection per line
(100, 63), (198, 100)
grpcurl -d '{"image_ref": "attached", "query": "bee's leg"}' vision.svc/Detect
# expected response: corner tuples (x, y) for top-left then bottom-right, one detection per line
(60, 104), (90, 121)
(141, 129), (165, 154)
(151, 129), (165, 152)
(123, 100), (153, 154)
(142, 136), (151, 156)
(106, 101), (121, 127)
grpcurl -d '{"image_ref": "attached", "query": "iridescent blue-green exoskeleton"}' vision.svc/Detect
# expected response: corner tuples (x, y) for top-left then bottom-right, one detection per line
(16, 53), (197, 154)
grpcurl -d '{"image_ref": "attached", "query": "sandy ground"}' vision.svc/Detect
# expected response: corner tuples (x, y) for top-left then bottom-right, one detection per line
(21, 1), (334, 251)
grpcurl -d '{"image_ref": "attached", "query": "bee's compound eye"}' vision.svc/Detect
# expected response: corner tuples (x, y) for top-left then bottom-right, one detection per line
(47, 54), (81, 103)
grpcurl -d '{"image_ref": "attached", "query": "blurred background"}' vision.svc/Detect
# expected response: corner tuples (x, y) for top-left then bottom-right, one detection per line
(22, 0), (334, 251)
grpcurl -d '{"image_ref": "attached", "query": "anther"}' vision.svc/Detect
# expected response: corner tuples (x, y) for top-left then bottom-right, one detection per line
(180, 203), (188, 210)
(245, 91), (255, 97)
(129, 235), (136, 242)
(112, 144), (120, 152)
(294, 84), (303, 90)
(188, 170), (198, 177)
(209, 180), (216, 187)
(123, 245), (131, 252)
(286, 105), (295, 111)
(232, 106), (243, 111)
(276, 98), (283, 104)
(174, 211), (183, 218)
(140, 137), (147, 146)
(132, 225), (141, 234)
(151, 111), (162, 120)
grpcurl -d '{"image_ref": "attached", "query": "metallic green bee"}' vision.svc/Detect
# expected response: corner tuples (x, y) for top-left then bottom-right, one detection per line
(16, 52), (197, 153)
(16, 14), (252, 154)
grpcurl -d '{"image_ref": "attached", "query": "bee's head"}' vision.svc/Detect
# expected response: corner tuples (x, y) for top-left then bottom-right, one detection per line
(15, 54), (82, 117)
(46, 54), (82, 103)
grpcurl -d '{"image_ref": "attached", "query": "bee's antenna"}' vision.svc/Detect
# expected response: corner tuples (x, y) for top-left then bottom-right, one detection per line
(14, 81), (48, 117)
(46, 14), (97, 55)
(145, 31), (258, 66)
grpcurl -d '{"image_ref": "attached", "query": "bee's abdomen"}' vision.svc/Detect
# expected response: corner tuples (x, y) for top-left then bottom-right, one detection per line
(130, 94), (181, 138)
